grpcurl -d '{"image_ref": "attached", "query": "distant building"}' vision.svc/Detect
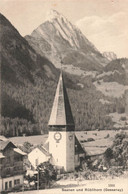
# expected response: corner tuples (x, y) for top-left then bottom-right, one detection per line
(0, 137), (26, 192)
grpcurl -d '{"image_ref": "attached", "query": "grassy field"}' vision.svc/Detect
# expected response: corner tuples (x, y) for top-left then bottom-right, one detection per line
(75, 130), (128, 155)
(9, 130), (128, 147)
(9, 134), (48, 146)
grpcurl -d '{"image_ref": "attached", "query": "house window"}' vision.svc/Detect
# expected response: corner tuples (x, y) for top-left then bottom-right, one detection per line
(14, 180), (17, 185)
(35, 158), (39, 166)
(14, 179), (20, 185)
(9, 181), (12, 188)
(6, 167), (11, 175)
(17, 179), (20, 184)
(5, 182), (8, 190)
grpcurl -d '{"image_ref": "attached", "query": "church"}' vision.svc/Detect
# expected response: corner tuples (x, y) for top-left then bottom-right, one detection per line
(45, 72), (85, 172)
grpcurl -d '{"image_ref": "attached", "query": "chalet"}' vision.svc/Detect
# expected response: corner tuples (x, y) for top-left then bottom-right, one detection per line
(0, 136), (26, 192)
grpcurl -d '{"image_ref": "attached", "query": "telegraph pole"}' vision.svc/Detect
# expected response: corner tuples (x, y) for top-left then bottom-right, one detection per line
(36, 158), (39, 191)
(37, 169), (39, 191)
(0, 23), (2, 135)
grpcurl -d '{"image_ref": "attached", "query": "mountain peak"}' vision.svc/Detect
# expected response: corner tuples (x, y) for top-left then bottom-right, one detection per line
(102, 52), (117, 61)
(29, 10), (108, 72)
(45, 9), (65, 22)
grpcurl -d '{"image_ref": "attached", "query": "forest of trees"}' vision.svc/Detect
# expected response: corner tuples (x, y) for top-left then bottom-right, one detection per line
(1, 71), (126, 137)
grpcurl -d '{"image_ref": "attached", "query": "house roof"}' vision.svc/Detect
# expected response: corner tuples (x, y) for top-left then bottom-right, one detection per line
(0, 136), (8, 141)
(14, 148), (27, 156)
(0, 140), (16, 151)
(0, 152), (5, 158)
(84, 147), (106, 156)
(43, 141), (49, 152)
(35, 145), (51, 157)
(48, 72), (75, 128)
(75, 136), (85, 155)
(0, 140), (25, 157)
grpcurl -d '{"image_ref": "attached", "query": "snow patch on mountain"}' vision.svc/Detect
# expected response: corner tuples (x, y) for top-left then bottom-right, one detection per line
(102, 52), (117, 61)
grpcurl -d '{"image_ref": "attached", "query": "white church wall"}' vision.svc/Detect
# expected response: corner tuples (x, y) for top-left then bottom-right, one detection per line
(66, 132), (75, 171)
(49, 131), (75, 172)
(49, 131), (67, 170)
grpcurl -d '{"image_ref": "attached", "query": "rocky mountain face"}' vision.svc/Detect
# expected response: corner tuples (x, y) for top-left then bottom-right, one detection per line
(1, 12), (128, 137)
(0, 13), (58, 84)
(102, 52), (117, 61)
(25, 10), (108, 74)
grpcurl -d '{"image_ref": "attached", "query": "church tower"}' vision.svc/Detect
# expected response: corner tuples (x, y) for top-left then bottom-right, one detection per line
(48, 72), (75, 172)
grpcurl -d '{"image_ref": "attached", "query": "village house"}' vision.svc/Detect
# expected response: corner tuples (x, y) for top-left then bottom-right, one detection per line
(28, 145), (51, 169)
(0, 136), (26, 192)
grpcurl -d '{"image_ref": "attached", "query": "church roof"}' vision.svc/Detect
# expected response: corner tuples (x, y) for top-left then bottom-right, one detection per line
(75, 136), (85, 155)
(48, 72), (74, 127)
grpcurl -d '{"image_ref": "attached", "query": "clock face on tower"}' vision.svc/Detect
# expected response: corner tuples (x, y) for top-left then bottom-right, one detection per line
(54, 132), (62, 143)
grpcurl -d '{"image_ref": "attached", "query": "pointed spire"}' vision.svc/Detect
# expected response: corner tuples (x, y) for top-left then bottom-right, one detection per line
(48, 72), (75, 130)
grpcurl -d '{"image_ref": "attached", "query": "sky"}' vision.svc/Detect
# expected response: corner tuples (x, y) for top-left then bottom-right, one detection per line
(0, 0), (128, 58)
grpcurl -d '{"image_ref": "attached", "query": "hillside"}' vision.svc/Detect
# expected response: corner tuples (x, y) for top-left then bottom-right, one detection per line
(93, 58), (128, 129)
(0, 13), (59, 136)
(1, 13), (128, 137)
(94, 58), (128, 95)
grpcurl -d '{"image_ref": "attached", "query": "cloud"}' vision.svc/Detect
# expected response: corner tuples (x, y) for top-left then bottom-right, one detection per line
(76, 12), (128, 57)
